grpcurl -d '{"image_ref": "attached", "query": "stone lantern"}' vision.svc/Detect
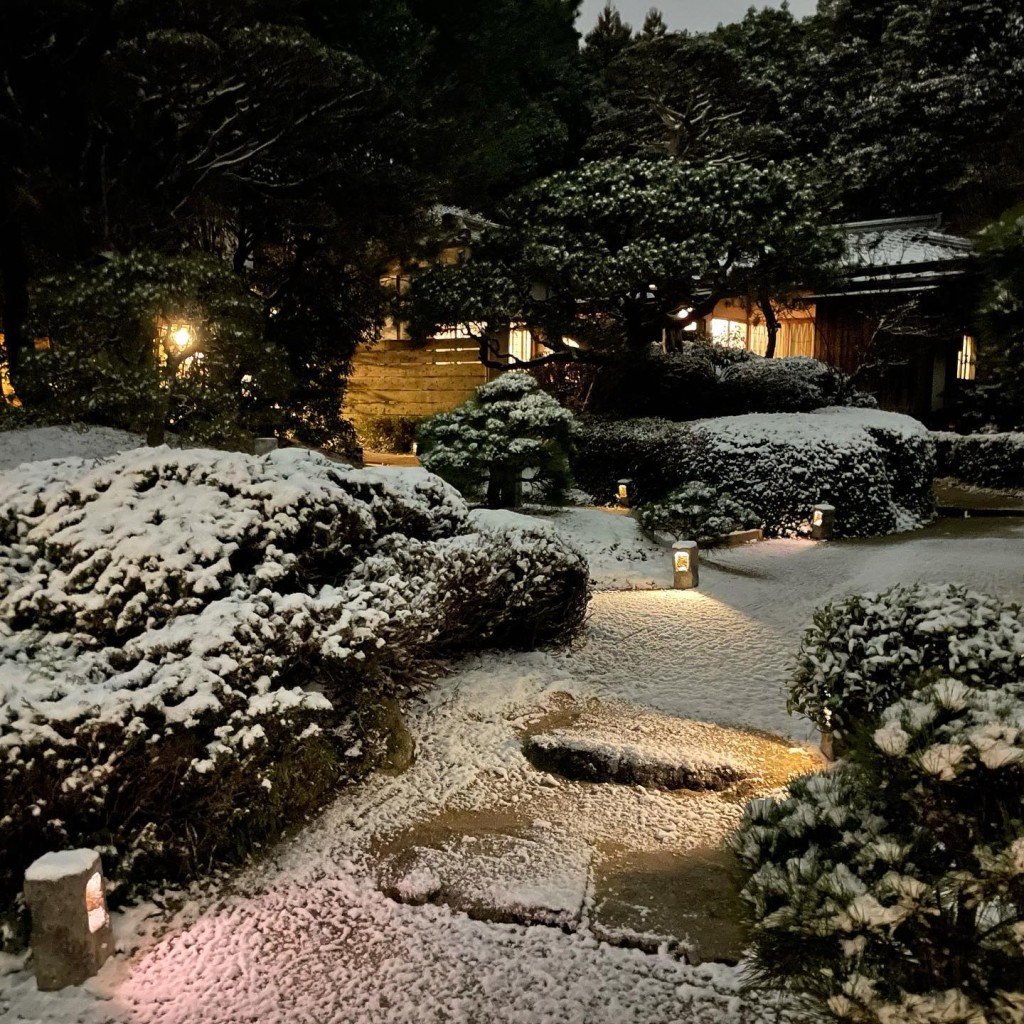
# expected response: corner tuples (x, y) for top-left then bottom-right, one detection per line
(24, 849), (113, 990)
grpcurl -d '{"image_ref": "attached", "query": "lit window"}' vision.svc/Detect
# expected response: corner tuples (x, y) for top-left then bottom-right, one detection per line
(709, 318), (747, 350)
(957, 335), (977, 381)
(508, 324), (533, 364)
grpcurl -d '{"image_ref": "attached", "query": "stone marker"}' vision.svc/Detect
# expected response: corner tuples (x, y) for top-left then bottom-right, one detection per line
(672, 540), (699, 589)
(811, 503), (836, 541)
(24, 849), (113, 990)
(254, 437), (278, 456)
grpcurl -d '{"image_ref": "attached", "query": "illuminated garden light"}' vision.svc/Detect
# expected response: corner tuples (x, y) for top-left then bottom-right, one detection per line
(616, 478), (633, 508)
(672, 539), (699, 589)
(810, 503), (836, 541)
(23, 849), (112, 990)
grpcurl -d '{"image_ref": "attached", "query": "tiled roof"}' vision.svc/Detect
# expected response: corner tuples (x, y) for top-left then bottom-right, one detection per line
(843, 215), (973, 271)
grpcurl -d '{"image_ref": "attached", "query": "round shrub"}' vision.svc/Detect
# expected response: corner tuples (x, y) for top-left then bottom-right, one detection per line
(788, 583), (1024, 736)
(0, 447), (590, 940)
(736, 678), (1024, 1024)
(634, 482), (762, 546)
(419, 373), (574, 507)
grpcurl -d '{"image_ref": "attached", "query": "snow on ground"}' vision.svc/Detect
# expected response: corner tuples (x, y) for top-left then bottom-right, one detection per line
(3, 493), (1024, 1024)
(0, 425), (142, 473)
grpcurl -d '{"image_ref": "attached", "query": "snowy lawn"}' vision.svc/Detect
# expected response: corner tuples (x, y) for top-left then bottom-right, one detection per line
(0, 425), (142, 472)
(3, 457), (1024, 1023)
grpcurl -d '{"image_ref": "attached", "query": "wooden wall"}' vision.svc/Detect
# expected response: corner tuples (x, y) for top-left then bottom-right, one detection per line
(346, 332), (490, 422)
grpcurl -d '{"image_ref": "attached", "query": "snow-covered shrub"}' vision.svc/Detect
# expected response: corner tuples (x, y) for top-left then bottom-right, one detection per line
(789, 583), (1024, 737)
(634, 482), (761, 546)
(573, 408), (934, 537)
(735, 678), (1024, 1024)
(419, 373), (575, 507)
(934, 430), (1024, 491)
(587, 343), (872, 421)
(0, 447), (589, 934)
(720, 356), (870, 414)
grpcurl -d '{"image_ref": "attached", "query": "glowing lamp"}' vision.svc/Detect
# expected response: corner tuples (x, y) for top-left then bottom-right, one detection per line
(616, 478), (633, 508)
(811, 503), (836, 541)
(672, 540), (699, 589)
(24, 849), (113, 990)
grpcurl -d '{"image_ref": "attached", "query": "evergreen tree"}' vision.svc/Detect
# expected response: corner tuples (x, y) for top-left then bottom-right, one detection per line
(407, 157), (841, 364)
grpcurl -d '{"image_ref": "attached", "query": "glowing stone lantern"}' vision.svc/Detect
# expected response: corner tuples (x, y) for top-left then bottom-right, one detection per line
(616, 478), (633, 509)
(672, 540), (699, 590)
(23, 849), (112, 990)
(811, 503), (836, 541)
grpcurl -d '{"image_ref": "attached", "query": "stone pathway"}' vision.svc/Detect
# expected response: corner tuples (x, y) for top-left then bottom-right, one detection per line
(372, 695), (820, 965)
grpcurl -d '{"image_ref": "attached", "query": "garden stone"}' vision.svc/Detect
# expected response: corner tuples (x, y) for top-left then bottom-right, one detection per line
(521, 731), (749, 791)
(591, 846), (747, 965)
(377, 812), (592, 930)
(23, 849), (113, 991)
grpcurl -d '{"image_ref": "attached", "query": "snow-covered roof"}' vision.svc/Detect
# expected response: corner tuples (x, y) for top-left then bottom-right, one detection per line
(813, 215), (974, 298)
(843, 215), (973, 270)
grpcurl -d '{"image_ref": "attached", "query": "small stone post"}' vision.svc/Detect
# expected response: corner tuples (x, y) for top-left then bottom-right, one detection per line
(254, 437), (278, 456)
(810, 503), (836, 541)
(672, 540), (699, 589)
(616, 478), (633, 509)
(24, 849), (113, 990)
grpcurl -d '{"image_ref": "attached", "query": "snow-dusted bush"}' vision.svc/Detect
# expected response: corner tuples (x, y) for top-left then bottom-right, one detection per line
(0, 447), (589, 935)
(419, 374), (574, 507)
(934, 430), (1024, 491)
(634, 482), (761, 546)
(588, 343), (873, 421)
(789, 583), (1024, 737)
(720, 355), (872, 415)
(573, 408), (934, 537)
(736, 678), (1024, 1024)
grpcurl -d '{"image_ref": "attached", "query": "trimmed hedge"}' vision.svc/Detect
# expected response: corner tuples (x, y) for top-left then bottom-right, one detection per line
(573, 408), (935, 538)
(0, 448), (590, 944)
(934, 430), (1024, 490)
(580, 343), (875, 421)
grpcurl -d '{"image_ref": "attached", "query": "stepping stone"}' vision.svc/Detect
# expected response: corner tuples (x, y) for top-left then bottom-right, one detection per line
(377, 816), (592, 931)
(522, 730), (750, 791)
(590, 846), (748, 966)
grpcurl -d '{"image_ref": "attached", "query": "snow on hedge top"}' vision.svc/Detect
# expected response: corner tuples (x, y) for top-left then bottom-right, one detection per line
(696, 406), (930, 445)
(0, 424), (142, 472)
(0, 447), (469, 641)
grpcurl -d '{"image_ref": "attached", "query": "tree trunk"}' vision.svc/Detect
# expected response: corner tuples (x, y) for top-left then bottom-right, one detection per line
(758, 293), (781, 359)
(486, 466), (520, 508)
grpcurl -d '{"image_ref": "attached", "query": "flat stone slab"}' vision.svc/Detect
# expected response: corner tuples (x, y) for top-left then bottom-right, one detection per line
(521, 712), (753, 792)
(523, 732), (749, 791)
(377, 813), (592, 931)
(590, 846), (748, 965)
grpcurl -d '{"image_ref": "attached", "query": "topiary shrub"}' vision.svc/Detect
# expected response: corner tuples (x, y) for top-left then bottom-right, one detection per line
(788, 583), (1024, 739)
(634, 482), (762, 546)
(735, 677), (1024, 1024)
(572, 408), (935, 537)
(934, 430), (1024, 491)
(583, 342), (874, 421)
(419, 373), (575, 507)
(0, 447), (590, 943)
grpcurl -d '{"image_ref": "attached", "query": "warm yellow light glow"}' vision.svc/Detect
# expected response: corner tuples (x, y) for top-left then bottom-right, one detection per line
(618, 484), (629, 500)
(85, 872), (107, 934)
(673, 551), (690, 573)
(171, 325), (193, 349)
(812, 510), (824, 527)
